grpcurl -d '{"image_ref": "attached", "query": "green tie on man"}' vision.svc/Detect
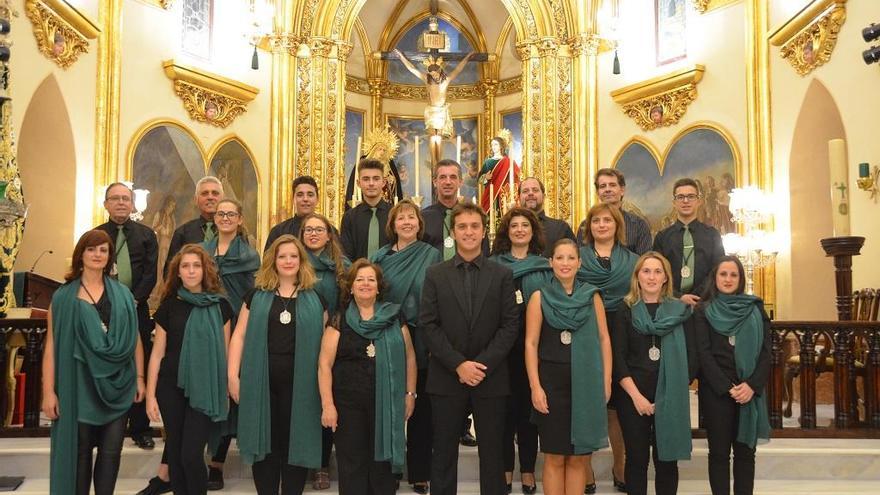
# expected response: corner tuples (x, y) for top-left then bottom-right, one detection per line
(339, 158), (391, 260)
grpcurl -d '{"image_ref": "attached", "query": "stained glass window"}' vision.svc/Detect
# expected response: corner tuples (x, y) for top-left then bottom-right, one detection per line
(182, 0), (213, 59)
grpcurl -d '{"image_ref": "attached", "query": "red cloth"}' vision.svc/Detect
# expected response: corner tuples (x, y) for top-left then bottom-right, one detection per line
(479, 156), (520, 212)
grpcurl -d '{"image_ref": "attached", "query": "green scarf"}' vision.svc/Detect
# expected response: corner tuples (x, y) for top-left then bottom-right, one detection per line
(177, 288), (228, 422)
(540, 278), (607, 454)
(237, 289), (325, 467)
(308, 250), (350, 314)
(371, 241), (440, 368)
(203, 236), (260, 315)
(630, 299), (692, 461)
(50, 277), (138, 495)
(577, 244), (638, 312)
(490, 252), (552, 302)
(345, 301), (406, 473)
(704, 294), (771, 449)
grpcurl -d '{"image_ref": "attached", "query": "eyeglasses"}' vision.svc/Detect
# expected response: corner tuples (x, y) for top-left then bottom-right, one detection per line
(303, 226), (327, 235)
(674, 194), (700, 202)
(214, 211), (240, 219)
(106, 195), (132, 203)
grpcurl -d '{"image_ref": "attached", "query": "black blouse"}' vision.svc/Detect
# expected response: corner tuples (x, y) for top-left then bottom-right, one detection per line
(331, 315), (377, 401)
(243, 289), (298, 356)
(538, 319), (571, 364)
(92, 290), (111, 329)
(154, 296), (234, 382)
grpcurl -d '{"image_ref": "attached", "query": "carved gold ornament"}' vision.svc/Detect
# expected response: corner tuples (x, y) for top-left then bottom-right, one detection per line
(162, 60), (259, 128)
(25, 0), (99, 69)
(769, 0), (846, 76)
(610, 65), (705, 131)
(345, 76), (515, 102)
(362, 124), (400, 162)
(691, 0), (740, 14)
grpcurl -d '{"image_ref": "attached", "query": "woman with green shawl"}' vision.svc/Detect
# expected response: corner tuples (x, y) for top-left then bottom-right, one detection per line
(318, 260), (417, 494)
(298, 212), (350, 489)
(369, 199), (440, 494)
(227, 235), (327, 494)
(524, 239), (612, 495)
(42, 229), (143, 495)
(489, 207), (551, 494)
(146, 244), (234, 495)
(577, 203), (638, 493)
(695, 256), (770, 495)
(612, 252), (697, 495)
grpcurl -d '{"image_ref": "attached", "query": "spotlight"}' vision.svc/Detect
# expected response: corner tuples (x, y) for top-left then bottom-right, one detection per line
(863, 46), (880, 65)
(863, 23), (880, 43)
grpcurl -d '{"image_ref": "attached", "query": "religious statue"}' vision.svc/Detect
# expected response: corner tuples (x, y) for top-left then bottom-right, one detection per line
(478, 129), (520, 217)
(344, 125), (403, 209)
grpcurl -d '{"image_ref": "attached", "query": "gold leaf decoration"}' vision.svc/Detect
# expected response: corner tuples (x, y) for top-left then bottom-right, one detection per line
(163, 60), (259, 128)
(770, 0), (847, 76)
(497, 76), (522, 96)
(692, 0), (742, 14)
(25, 0), (99, 69)
(345, 75), (371, 95)
(610, 65), (705, 131)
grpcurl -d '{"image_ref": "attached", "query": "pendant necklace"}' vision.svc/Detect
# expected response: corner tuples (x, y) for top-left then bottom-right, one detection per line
(366, 341), (376, 358)
(276, 285), (299, 325)
(81, 281), (108, 333)
(560, 330), (572, 345)
(681, 247), (694, 279)
(648, 336), (660, 361)
(728, 335), (736, 346)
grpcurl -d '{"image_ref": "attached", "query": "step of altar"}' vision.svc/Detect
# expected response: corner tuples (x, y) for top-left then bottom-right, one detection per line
(1, 438), (878, 488)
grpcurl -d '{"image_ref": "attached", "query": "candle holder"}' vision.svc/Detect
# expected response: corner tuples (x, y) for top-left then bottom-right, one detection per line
(410, 195), (423, 207)
(857, 163), (879, 202)
(721, 186), (779, 296)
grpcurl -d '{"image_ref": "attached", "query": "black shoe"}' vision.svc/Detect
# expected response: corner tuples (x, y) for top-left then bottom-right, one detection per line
(459, 431), (477, 447)
(506, 483), (512, 494)
(411, 482), (429, 494)
(584, 482), (597, 494)
(613, 474), (626, 492)
(135, 476), (172, 495)
(522, 484), (537, 495)
(206, 467), (224, 491)
(132, 434), (155, 450)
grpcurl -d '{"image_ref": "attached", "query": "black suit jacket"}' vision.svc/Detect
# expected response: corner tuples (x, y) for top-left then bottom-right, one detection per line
(419, 256), (519, 397)
(421, 202), (490, 256)
(652, 219), (725, 296)
(96, 219), (158, 331)
(164, 217), (212, 275)
(537, 211), (575, 257)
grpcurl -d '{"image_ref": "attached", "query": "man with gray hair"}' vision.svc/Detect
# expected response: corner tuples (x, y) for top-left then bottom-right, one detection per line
(163, 176), (223, 273)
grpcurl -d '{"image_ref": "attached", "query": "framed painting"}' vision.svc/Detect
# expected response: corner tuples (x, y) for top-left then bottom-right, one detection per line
(655, 0), (687, 65)
(500, 109), (524, 170)
(208, 138), (260, 243)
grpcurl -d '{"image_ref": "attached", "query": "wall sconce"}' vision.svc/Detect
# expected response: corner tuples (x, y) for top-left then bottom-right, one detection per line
(857, 162), (879, 201)
(131, 189), (150, 222)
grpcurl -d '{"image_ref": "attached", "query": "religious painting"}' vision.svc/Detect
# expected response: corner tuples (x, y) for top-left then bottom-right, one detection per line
(386, 114), (481, 206)
(500, 109), (524, 170)
(208, 138), (259, 243)
(344, 108), (366, 190)
(655, 0), (687, 65)
(387, 17), (479, 85)
(613, 126), (738, 235)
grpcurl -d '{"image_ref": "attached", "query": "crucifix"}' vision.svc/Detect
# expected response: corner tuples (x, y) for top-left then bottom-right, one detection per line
(377, 0), (492, 165)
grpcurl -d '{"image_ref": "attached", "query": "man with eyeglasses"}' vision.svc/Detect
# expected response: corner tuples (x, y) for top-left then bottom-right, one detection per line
(163, 176), (224, 274)
(652, 177), (724, 306)
(576, 168), (652, 255)
(96, 182), (158, 451)
(264, 175), (337, 252)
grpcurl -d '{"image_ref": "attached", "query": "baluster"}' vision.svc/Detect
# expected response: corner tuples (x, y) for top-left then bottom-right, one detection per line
(798, 330), (818, 428)
(769, 328), (785, 428)
(867, 328), (880, 429)
(21, 326), (47, 428)
(833, 327), (853, 428)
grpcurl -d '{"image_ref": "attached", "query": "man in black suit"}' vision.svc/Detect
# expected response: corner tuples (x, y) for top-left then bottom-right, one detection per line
(97, 182), (158, 450)
(519, 176), (575, 256)
(264, 175), (337, 251)
(163, 176), (223, 274)
(339, 158), (391, 260)
(420, 202), (519, 495)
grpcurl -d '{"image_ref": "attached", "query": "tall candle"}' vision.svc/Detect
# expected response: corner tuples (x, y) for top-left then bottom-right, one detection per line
(508, 162), (515, 205)
(828, 138), (850, 237)
(489, 183), (495, 227)
(355, 136), (363, 205)
(414, 135), (420, 197)
(456, 135), (462, 165)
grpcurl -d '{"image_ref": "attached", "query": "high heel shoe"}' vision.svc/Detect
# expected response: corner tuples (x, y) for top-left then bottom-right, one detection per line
(522, 483), (537, 494)
(584, 468), (596, 494)
(613, 473), (626, 493)
(506, 483), (512, 494)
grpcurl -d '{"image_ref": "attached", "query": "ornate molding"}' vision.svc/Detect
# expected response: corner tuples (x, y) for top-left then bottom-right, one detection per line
(497, 76), (522, 96)
(345, 75), (371, 95)
(25, 0), (100, 69)
(343, 76), (520, 101)
(691, 0), (740, 13)
(769, 0), (847, 76)
(567, 33), (613, 57)
(162, 60), (259, 128)
(610, 65), (705, 131)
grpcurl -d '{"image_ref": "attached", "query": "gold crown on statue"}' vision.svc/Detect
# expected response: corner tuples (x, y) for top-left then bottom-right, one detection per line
(421, 55), (447, 69)
(495, 128), (513, 151)
(362, 124), (400, 159)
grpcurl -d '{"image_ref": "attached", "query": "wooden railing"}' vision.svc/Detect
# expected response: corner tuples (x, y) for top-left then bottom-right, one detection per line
(0, 319), (48, 434)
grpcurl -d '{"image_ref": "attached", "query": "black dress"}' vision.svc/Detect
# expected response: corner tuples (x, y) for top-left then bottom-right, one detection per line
(531, 319), (581, 455)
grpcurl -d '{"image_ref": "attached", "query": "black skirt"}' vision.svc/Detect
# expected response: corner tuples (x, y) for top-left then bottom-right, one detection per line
(531, 361), (582, 455)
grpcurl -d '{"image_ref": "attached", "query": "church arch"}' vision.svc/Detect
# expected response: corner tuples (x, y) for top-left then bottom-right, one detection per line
(384, 13), (485, 82)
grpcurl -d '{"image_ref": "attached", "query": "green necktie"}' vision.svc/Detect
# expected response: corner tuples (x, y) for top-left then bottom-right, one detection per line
(368, 207), (379, 258)
(203, 221), (216, 242)
(115, 224), (133, 288)
(443, 208), (455, 261)
(681, 224), (695, 293)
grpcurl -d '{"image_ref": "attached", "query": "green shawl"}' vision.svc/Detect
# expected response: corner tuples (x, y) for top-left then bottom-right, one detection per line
(371, 241), (440, 368)
(576, 244), (638, 312)
(308, 249), (351, 314)
(490, 252), (552, 302)
(50, 277), (138, 495)
(345, 301), (406, 473)
(540, 279), (607, 454)
(203, 236), (260, 315)
(177, 288), (228, 422)
(704, 294), (771, 448)
(631, 299), (692, 461)
(237, 289), (325, 467)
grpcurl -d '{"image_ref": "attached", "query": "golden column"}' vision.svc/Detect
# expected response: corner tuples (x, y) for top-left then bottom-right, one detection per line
(481, 79), (499, 159)
(93, 0), (122, 223)
(267, 0), (298, 230)
(568, 33), (600, 228)
(368, 78), (385, 131)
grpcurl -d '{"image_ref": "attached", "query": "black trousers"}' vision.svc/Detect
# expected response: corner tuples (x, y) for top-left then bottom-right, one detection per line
(430, 393), (507, 495)
(616, 392), (678, 495)
(320, 426), (334, 468)
(251, 354), (309, 495)
(127, 307), (153, 438)
(503, 358), (538, 473)
(334, 391), (396, 495)
(406, 368), (432, 483)
(157, 380), (213, 495)
(76, 414), (127, 495)
(700, 387), (756, 495)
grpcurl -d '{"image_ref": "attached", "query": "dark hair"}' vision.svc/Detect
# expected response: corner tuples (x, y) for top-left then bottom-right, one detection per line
(594, 168), (626, 189)
(65, 229), (115, 281)
(104, 182), (133, 200)
(491, 207), (545, 256)
(550, 238), (580, 258)
(299, 213), (347, 290)
(160, 244), (224, 300)
(700, 256), (747, 302)
(426, 64), (446, 84)
(357, 158), (384, 175)
(434, 159), (461, 178)
(386, 199), (425, 243)
(673, 177), (701, 196)
(450, 201), (487, 230)
(292, 175), (319, 194)
(583, 203), (627, 246)
(519, 176), (545, 194)
(216, 198), (249, 239)
(341, 259), (387, 307)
